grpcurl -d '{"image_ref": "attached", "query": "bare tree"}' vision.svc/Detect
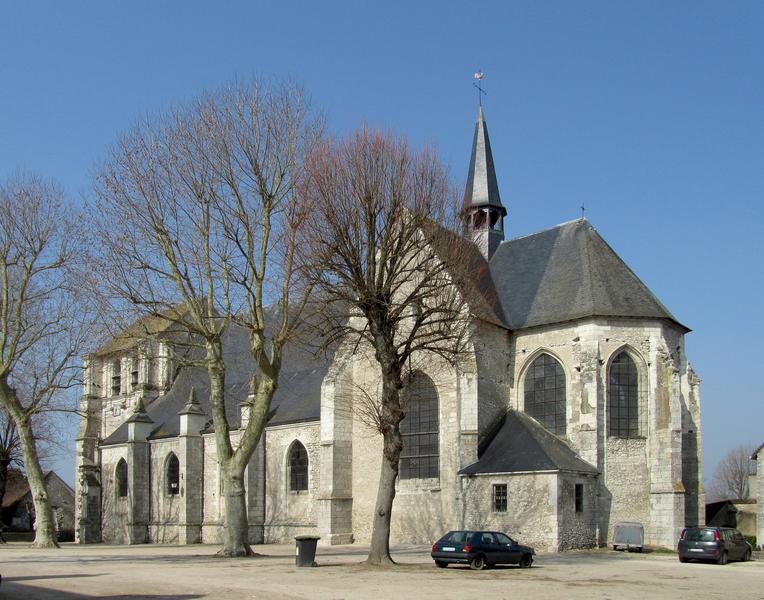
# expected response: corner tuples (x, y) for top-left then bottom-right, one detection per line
(707, 444), (756, 501)
(301, 129), (474, 564)
(0, 408), (60, 508)
(0, 173), (87, 548)
(0, 408), (22, 487)
(93, 79), (323, 556)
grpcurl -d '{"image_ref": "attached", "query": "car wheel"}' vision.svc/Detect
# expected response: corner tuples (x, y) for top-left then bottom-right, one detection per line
(744, 550), (751, 562)
(519, 554), (533, 568)
(679, 556), (688, 563)
(435, 561), (448, 568)
(470, 555), (486, 570)
(717, 551), (728, 565)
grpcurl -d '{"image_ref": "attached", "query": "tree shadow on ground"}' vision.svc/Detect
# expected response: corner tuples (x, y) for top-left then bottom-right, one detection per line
(0, 581), (205, 600)
(4, 574), (104, 582)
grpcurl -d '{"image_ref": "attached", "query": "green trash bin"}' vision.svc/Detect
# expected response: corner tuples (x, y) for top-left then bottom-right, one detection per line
(295, 535), (320, 567)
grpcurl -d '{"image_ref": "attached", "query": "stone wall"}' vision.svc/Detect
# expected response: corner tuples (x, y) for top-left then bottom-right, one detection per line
(460, 472), (559, 552)
(147, 439), (181, 544)
(557, 473), (598, 551)
(347, 351), (465, 545)
(758, 451), (764, 549)
(603, 437), (650, 537)
(264, 421), (321, 542)
(100, 445), (130, 544)
(201, 434), (224, 544)
(509, 317), (697, 548)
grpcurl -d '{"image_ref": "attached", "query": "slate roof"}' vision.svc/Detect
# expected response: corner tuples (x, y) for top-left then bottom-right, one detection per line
(752, 442), (764, 460)
(462, 106), (506, 214)
(459, 410), (598, 476)
(489, 218), (688, 332)
(422, 219), (506, 328)
(1, 470), (62, 508)
(101, 323), (333, 445)
(94, 306), (191, 355)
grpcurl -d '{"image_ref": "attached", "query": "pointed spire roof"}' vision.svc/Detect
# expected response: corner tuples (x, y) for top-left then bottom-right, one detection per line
(462, 106), (506, 215)
(125, 396), (154, 424)
(178, 386), (205, 416)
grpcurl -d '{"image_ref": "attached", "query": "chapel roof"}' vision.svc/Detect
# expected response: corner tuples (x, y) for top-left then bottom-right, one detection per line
(101, 323), (333, 445)
(488, 218), (688, 332)
(459, 410), (598, 476)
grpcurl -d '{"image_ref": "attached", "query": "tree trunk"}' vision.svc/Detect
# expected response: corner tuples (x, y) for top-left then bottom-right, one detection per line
(16, 413), (58, 548)
(205, 339), (254, 557)
(220, 462), (252, 557)
(0, 383), (58, 548)
(366, 429), (402, 564)
(366, 363), (404, 565)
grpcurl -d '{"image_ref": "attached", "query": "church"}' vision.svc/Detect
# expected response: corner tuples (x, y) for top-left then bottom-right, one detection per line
(75, 106), (703, 552)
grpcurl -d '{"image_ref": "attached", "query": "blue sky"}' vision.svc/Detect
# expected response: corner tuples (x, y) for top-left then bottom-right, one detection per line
(1, 1), (762, 487)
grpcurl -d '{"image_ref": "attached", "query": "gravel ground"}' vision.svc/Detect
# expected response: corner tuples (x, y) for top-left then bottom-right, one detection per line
(1, 542), (763, 600)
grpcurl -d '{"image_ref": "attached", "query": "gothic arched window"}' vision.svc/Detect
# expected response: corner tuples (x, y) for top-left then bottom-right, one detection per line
(288, 441), (309, 491)
(608, 351), (640, 438)
(400, 372), (439, 479)
(524, 353), (567, 435)
(166, 453), (180, 496)
(116, 459), (128, 498)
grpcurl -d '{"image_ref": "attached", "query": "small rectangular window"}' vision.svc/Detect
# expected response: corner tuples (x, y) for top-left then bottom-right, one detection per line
(493, 483), (507, 512)
(575, 483), (584, 513)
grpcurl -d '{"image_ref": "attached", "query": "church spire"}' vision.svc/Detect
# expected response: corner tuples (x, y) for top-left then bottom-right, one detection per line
(462, 105), (507, 261)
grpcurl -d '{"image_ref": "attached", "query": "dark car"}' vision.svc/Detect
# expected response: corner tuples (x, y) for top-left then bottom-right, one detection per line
(431, 530), (535, 570)
(677, 527), (753, 564)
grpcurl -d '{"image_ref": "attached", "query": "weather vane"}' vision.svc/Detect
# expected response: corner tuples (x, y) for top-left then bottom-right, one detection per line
(473, 69), (486, 106)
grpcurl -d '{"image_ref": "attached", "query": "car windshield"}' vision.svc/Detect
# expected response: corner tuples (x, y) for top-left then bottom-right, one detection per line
(684, 529), (716, 542)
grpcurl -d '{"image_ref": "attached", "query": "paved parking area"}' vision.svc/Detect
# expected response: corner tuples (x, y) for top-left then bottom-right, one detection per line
(1, 542), (762, 599)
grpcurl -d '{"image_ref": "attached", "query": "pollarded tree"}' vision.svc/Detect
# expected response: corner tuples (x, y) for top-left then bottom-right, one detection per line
(301, 129), (477, 565)
(93, 79), (323, 556)
(0, 173), (88, 548)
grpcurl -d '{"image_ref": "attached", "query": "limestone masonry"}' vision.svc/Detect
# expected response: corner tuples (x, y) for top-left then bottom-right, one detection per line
(75, 107), (703, 552)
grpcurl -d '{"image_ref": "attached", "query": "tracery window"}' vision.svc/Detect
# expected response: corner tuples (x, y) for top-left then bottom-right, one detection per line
(524, 353), (566, 435)
(608, 351), (640, 438)
(400, 372), (439, 479)
(116, 459), (128, 498)
(166, 453), (180, 496)
(288, 441), (309, 491)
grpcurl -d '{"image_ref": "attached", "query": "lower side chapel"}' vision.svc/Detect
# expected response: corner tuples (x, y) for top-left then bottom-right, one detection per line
(75, 107), (703, 552)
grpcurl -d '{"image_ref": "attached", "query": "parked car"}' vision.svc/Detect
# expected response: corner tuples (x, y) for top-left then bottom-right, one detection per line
(677, 527), (752, 565)
(431, 530), (535, 570)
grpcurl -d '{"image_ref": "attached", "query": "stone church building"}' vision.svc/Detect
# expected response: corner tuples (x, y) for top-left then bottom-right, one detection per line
(75, 107), (703, 552)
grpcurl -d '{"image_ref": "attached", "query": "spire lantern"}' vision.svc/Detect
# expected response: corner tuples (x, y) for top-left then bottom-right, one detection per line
(462, 102), (507, 261)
